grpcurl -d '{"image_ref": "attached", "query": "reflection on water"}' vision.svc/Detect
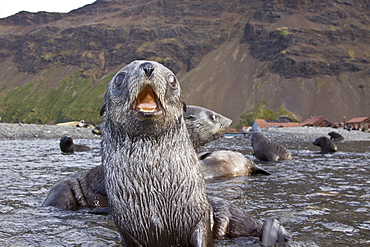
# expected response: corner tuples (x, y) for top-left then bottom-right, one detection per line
(0, 135), (369, 246)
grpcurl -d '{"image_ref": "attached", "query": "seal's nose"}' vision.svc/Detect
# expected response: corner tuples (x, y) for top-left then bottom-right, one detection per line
(141, 62), (154, 78)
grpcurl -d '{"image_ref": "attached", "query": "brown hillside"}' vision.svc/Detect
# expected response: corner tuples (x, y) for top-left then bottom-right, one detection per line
(0, 0), (369, 125)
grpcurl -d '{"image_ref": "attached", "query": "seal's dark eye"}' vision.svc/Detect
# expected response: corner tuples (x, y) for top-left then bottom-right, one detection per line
(168, 74), (176, 88)
(115, 73), (126, 87)
(209, 114), (217, 121)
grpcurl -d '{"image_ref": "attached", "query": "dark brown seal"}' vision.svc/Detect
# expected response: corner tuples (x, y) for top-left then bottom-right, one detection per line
(328, 131), (344, 142)
(209, 197), (291, 244)
(249, 132), (292, 161)
(101, 60), (213, 246)
(41, 165), (107, 210)
(199, 150), (270, 179)
(312, 136), (338, 154)
(59, 136), (91, 153)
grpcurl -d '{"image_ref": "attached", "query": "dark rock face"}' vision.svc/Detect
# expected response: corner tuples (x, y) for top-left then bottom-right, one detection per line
(0, 0), (253, 74)
(241, 0), (370, 78)
(0, 11), (64, 26)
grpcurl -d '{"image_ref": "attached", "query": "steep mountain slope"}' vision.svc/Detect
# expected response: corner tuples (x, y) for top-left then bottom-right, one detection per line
(180, 0), (370, 123)
(0, 0), (369, 125)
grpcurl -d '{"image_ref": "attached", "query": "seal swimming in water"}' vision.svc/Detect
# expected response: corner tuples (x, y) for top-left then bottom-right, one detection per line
(101, 60), (213, 246)
(328, 131), (344, 142)
(249, 132), (292, 161)
(199, 150), (270, 179)
(59, 136), (91, 153)
(312, 136), (338, 154)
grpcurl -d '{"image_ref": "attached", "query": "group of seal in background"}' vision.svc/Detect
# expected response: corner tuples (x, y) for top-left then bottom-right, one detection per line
(46, 60), (290, 246)
(247, 130), (340, 160)
(311, 131), (343, 154)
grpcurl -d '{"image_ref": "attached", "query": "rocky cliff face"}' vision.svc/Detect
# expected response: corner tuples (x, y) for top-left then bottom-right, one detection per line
(0, 0), (369, 125)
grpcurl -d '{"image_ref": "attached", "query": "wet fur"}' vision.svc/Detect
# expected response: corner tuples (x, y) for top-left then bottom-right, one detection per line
(184, 105), (232, 149)
(313, 136), (338, 154)
(249, 132), (292, 161)
(199, 150), (270, 179)
(41, 165), (107, 210)
(59, 136), (91, 153)
(101, 60), (213, 246)
(328, 131), (344, 142)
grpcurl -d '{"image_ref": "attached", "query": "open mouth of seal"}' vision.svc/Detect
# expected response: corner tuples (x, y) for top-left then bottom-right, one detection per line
(134, 85), (162, 116)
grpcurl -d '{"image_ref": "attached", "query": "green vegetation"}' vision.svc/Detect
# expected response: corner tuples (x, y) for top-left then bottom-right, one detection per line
(236, 101), (299, 128)
(347, 48), (356, 60)
(0, 69), (114, 124)
(277, 27), (291, 36)
(316, 79), (326, 88)
(256, 80), (269, 90)
(147, 56), (172, 64)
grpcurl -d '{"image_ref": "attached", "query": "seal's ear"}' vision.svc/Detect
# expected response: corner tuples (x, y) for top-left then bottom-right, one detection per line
(198, 152), (212, 160)
(182, 101), (187, 112)
(100, 103), (106, 116)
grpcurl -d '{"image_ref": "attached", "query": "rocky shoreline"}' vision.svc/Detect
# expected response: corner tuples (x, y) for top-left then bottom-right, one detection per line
(0, 123), (369, 141)
(0, 123), (99, 139)
(263, 126), (370, 142)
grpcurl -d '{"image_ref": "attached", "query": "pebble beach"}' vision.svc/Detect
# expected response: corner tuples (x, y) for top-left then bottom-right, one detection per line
(263, 126), (370, 142)
(0, 123), (368, 142)
(0, 123), (99, 139)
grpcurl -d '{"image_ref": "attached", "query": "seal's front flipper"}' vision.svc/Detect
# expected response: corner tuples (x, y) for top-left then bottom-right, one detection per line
(261, 218), (291, 247)
(89, 206), (110, 215)
(254, 165), (271, 175)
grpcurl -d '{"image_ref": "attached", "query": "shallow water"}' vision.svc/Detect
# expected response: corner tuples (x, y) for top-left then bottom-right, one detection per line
(0, 134), (369, 246)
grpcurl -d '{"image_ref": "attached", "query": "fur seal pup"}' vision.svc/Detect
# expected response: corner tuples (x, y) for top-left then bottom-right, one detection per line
(312, 136), (338, 154)
(184, 105), (232, 149)
(328, 131), (344, 142)
(43, 62), (290, 246)
(199, 150), (270, 179)
(249, 132), (292, 161)
(59, 136), (91, 153)
(101, 60), (213, 246)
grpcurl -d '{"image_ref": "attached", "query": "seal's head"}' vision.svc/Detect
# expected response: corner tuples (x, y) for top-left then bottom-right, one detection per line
(59, 136), (74, 153)
(249, 131), (268, 146)
(102, 60), (183, 137)
(184, 105), (232, 149)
